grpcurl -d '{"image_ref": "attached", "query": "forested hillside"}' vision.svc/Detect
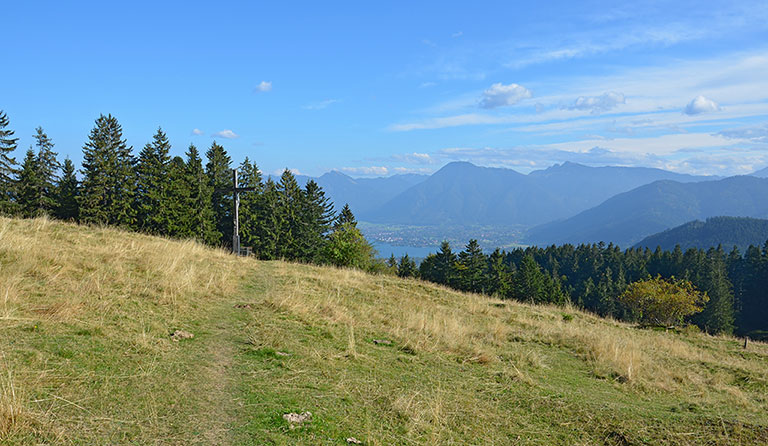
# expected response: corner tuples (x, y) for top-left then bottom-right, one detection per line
(636, 217), (768, 252)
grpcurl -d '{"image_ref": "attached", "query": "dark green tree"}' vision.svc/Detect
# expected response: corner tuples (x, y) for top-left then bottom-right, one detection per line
(694, 248), (735, 334)
(486, 248), (512, 298)
(334, 203), (357, 229)
(456, 239), (486, 293)
(237, 157), (263, 251)
(276, 169), (303, 259)
(0, 111), (19, 215)
(79, 114), (136, 227)
(55, 158), (79, 221)
(184, 145), (218, 244)
(17, 149), (40, 217)
(512, 254), (546, 303)
(397, 254), (419, 278)
(165, 156), (193, 238)
(135, 128), (172, 234)
(206, 141), (232, 246)
(18, 127), (59, 217)
(299, 179), (334, 261)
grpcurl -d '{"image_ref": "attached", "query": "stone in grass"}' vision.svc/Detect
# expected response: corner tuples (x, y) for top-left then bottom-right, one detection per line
(170, 330), (194, 342)
(372, 339), (392, 346)
(283, 411), (312, 429)
(347, 437), (363, 444)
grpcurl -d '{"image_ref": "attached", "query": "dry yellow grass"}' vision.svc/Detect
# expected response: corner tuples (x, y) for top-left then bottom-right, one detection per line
(1, 217), (767, 444)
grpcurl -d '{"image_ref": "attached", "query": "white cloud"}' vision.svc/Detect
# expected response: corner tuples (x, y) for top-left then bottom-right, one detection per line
(683, 95), (720, 115)
(191, 128), (204, 136)
(566, 92), (625, 113)
(302, 99), (340, 110)
(254, 81), (272, 93)
(478, 82), (532, 109)
(212, 129), (239, 139)
(339, 166), (389, 176)
(451, 31), (463, 38)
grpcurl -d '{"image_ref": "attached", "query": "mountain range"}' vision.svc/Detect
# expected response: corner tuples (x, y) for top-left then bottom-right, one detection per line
(364, 161), (712, 226)
(526, 176), (768, 247)
(280, 161), (768, 249)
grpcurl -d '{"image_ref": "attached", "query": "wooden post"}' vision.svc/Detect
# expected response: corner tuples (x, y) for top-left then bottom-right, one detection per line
(744, 337), (749, 349)
(228, 168), (255, 256)
(232, 169), (240, 255)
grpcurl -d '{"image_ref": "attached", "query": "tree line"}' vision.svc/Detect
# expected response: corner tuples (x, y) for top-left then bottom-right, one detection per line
(0, 111), (374, 266)
(402, 239), (766, 337)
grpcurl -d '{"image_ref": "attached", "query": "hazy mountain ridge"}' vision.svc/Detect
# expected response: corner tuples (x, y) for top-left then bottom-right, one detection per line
(634, 216), (768, 252)
(526, 176), (768, 248)
(365, 161), (716, 227)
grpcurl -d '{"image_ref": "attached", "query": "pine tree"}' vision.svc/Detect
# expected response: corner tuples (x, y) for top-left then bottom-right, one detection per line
(184, 145), (218, 245)
(512, 254), (546, 303)
(17, 149), (40, 217)
(456, 239), (486, 293)
(165, 156), (193, 238)
(397, 254), (419, 278)
(695, 249), (735, 334)
(486, 248), (512, 298)
(299, 179), (334, 261)
(0, 110), (19, 215)
(276, 169), (303, 260)
(135, 128), (172, 234)
(257, 178), (282, 259)
(238, 157), (263, 252)
(79, 114), (136, 227)
(206, 142), (232, 246)
(55, 158), (79, 221)
(334, 203), (357, 229)
(32, 127), (59, 215)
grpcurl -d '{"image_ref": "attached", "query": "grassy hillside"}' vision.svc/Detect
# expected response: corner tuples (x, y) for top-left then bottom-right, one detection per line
(2, 217), (768, 445)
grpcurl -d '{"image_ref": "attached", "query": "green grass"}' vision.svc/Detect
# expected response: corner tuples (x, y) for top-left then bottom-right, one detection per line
(1, 217), (768, 445)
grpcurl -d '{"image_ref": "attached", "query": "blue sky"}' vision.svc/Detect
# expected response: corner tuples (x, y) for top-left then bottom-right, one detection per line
(3, 0), (768, 177)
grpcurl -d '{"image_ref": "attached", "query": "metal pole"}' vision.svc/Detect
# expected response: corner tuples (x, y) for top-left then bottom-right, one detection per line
(232, 169), (240, 255)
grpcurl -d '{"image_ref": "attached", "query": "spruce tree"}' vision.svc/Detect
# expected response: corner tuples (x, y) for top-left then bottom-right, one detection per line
(276, 169), (303, 260)
(695, 249), (735, 334)
(512, 254), (546, 303)
(55, 158), (79, 221)
(165, 156), (193, 238)
(135, 128), (172, 234)
(183, 145), (218, 244)
(456, 239), (486, 293)
(17, 149), (40, 217)
(206, 141), (232, 246)
(79, 114), (136, 227)
(397, 254), (419, 278)
(257, 178), (282, 259)
(0, 110), (19, 215)
(238, 157), (263, 252)
(300, 179), (334, 261)
(486, 248), (512, 298)
(32, 127), (59, 215)
(334, 203), (357, 229)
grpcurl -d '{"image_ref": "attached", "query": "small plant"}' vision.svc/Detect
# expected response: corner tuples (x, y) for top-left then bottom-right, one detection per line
(618, 276), (708, 327)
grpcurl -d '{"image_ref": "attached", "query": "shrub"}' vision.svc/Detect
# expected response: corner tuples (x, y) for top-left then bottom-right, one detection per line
(618, 276), (708, 327)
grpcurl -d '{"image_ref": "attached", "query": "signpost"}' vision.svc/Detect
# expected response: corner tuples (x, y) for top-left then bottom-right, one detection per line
(231, 168), (255, 255)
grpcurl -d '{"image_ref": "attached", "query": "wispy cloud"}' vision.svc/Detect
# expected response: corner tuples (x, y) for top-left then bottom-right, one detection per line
(339, 166), (390, 176)
(479, 83), (532, 109)
(191, 128), (204, 136)
(302, 99), (340, 110)
(254, 81), (272, 93)
(718, 122), (768, 143)
(212, 129), (239, 139)
(566, 92), (625, 114)
(683, 95), (720, 115)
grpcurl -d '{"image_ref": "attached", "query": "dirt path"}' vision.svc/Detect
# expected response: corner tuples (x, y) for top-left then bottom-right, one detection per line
(192, 303), (241, 446)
